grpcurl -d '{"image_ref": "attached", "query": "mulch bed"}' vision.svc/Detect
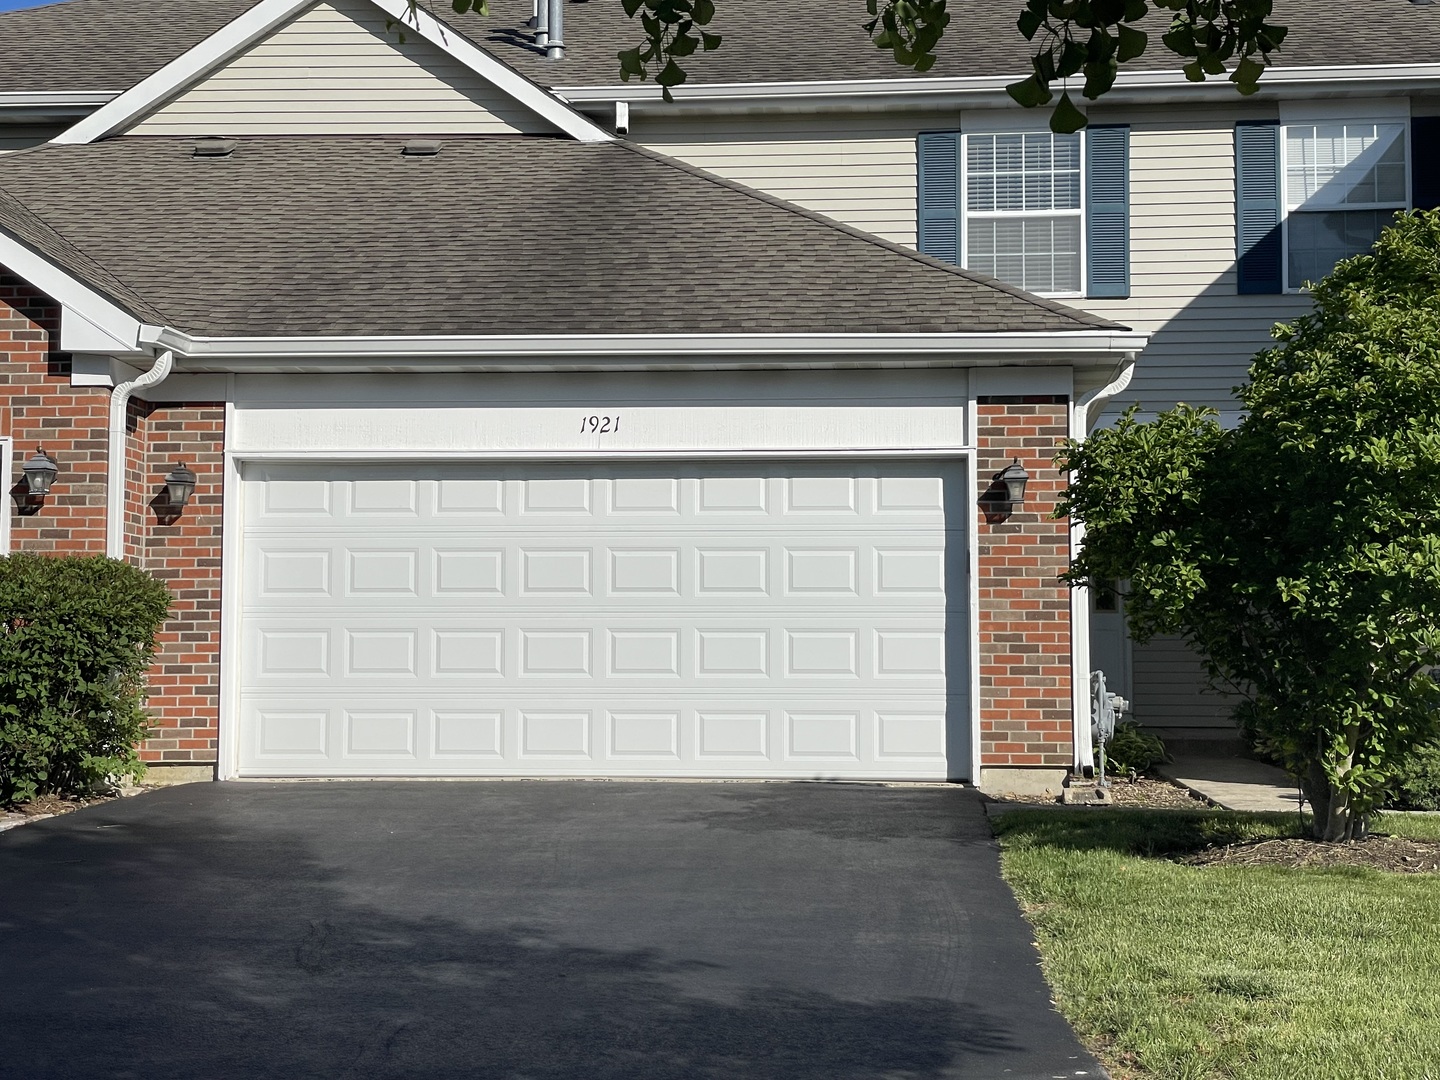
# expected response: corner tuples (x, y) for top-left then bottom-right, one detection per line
(987, 775), (1216, 809)
(1104, 775), (1215, 809)
(1181, 835), (1440, 873)
(1, 791), (127, 830)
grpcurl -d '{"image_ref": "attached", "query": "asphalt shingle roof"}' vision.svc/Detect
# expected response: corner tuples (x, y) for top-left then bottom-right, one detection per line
(0, 135), (1125, 338)
(0, 0), (1432, 95)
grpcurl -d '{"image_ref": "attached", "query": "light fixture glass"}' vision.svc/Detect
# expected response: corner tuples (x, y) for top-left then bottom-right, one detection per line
(997, 458), (1030, 509)
(22, 446), (58, 496)
(164, 462), (197, 510)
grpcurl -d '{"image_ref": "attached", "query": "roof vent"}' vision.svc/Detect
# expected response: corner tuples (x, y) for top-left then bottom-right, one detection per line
(401, 139), (443, 157)
(192, 138), (236, 158)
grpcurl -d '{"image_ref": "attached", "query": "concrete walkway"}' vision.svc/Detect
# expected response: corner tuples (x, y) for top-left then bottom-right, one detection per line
(1158, 756), (1303, 812)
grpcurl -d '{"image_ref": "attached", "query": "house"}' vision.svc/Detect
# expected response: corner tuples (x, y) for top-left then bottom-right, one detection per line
(2, 0), (1428, 777)
(0, 0), (1159, 792)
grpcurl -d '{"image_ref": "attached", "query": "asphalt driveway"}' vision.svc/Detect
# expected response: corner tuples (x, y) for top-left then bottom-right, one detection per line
(0, 782), (1103, 1079)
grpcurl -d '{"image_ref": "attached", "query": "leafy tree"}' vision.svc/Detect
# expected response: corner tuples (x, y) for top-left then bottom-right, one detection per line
(1057, 211), (1440, 841)
(426, 0), (1287, 131)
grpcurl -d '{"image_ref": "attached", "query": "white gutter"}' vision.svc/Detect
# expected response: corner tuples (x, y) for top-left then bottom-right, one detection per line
(106, 348), (174, 560)
(556, 61), (1440, 110)
(0, 91), (120, 109)
(145, 326), (1150, 361)
(1066, 351), (1138, 775)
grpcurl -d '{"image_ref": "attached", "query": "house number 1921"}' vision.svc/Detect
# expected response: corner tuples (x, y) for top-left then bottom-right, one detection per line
(580, 415), (620, 434)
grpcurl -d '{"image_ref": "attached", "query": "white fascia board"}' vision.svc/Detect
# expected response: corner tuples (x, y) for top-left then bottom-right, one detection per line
(366, 0), (613, 143)
(53, 0), (314, 144)
(53, 0), (612, 146)
(152, 326), (1149, 362)
(0, 229), (144, 353)
(556, 62), (1440, 112)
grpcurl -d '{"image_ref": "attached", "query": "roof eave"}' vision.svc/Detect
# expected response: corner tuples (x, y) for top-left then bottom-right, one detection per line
(554, 62), (1440, 113)
(152, 327), (1149, 372)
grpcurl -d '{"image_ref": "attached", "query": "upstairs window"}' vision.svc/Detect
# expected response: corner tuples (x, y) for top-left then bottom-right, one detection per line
(1283, 122), (1408, 288)
(918, 126), (1128, 300)
(964, 132), (1083, 296)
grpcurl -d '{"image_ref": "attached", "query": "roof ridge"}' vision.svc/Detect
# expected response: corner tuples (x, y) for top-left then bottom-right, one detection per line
(609, 139), (1125, 332)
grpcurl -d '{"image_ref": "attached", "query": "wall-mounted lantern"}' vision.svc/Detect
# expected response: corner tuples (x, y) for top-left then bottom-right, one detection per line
(997, 458), (1030, 511)
(163, 462), (198, 513)
(980, 456), (1031, 524)
(19, 446), (58, 513)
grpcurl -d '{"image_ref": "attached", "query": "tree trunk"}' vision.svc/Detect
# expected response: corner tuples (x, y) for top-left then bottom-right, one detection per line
(1301, 727), (1368, 842)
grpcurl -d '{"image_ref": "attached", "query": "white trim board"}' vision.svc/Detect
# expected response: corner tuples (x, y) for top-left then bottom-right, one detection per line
(0, 436), (11, 555)
(54, 0), (613, 145)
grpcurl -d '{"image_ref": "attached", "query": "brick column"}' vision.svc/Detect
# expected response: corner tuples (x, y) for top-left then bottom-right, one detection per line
(0, 276), (108, 552)
(135, 403), (225, 768)
(974, 395), (1073, 775)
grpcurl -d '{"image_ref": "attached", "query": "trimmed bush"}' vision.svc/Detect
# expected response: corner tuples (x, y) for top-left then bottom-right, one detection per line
(1386, 742), (1440, 811)
(0, 554), (171, 806)
(1097, 721), (1170, 779)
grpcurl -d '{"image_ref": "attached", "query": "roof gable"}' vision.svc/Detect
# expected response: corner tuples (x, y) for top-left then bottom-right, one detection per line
(55, 0), (611, 143)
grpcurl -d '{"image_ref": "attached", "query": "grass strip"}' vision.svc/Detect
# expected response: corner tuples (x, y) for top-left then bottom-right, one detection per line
(993, 809), (1440, 1080)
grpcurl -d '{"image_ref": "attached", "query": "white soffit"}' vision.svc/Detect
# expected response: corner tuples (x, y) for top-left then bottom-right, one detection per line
(54, 0), (613, 145)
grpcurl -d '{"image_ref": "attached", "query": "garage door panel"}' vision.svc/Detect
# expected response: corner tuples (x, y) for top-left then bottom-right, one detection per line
(241, 696), (957, 778)
(239, 461), (970, 779)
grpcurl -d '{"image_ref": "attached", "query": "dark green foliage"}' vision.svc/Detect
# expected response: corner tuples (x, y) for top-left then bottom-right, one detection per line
(1098, 721), (1170, 778)
(1058, 211), (1440, 840)
(0, 554), (172, 806)
(1387, 742), (1440, 812)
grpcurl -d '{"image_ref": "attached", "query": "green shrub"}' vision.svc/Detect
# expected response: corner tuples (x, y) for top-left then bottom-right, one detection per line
(1386, 742), (1440, 811)
(0, 554), (171, 806)
(1097, 721), (1170, 779)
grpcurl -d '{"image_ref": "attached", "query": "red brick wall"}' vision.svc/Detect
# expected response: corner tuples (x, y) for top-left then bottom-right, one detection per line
(134, 404), (224, 765)
(1, 276), (221, 768)
(975, 395), (1073, 769)
(0, 276), (108, 553)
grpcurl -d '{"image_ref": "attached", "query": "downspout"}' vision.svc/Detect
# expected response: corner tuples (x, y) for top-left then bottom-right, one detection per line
(106, 348), (175, 560)
(1067, 351), (1138, 775)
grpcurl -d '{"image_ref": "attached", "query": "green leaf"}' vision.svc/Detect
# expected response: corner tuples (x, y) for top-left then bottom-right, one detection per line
(670, 31), (698, 56)
(1050, 89), (1088, 133)
(617, 47), (646, 78)
(1182, 59), (1205, 82)
(1231, 54), (1267, 94)
(1116, 23), (1148, 62)
(1017, 8), (1043, 39)
(1006, 75), (1053, 108)
(621, 0), (644, 17)
(656, 57), (688, 87)
(700, 30), (722, 50)
(693, 0), (715, 23)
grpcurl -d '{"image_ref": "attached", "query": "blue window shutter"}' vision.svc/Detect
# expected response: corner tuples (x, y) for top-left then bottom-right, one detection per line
(917, 131), (961, 265)
(1086, 124), (1130, 298)
(1412, 117), (1440, 211)
(1235, 120), (1282, 294)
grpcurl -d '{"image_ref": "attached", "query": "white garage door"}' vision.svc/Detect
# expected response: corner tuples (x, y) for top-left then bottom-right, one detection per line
(237, 461), (970, 779)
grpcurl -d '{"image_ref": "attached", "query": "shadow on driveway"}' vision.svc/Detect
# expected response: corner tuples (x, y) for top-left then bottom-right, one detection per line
(0, 781), (1102, 1079)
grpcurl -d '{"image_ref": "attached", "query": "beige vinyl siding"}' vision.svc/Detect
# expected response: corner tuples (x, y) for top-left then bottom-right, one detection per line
(128, 0), (556, 136)
(1081, 104), (1311, 416)
(633, 112), (932, 248)
(1129, 633), (1243, 735)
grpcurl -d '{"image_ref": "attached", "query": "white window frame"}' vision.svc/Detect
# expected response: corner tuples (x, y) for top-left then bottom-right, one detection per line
(1279, 114), (1412, 293)
(1, 436), (11, 555)
(959, 128), (1087, 299)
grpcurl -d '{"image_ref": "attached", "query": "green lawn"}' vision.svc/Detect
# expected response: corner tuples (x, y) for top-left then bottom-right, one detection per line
(992, 809), (1440, 1080)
